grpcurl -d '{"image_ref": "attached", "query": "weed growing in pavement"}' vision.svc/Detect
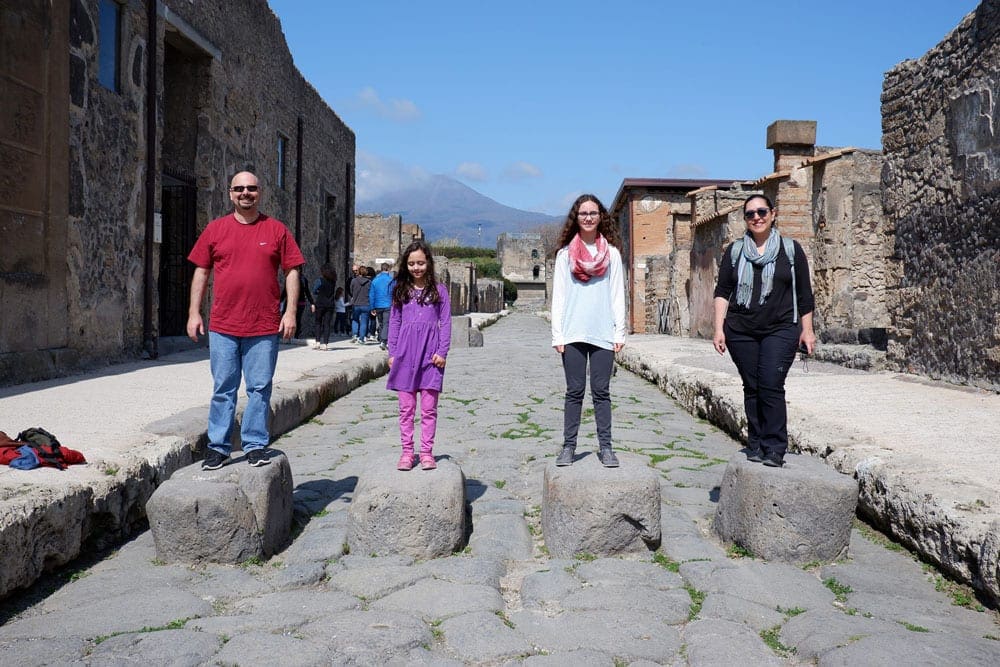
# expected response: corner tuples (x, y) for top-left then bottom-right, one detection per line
(684, 584), (705, 620)
(984, 634), (1000, 641)
(899, 621), (930, 632)
(494, 480), (506, 489)
(430, 619), (444, 640)
(652, 551), (680, 572)
(445, 396), (476, 406)
(93, 617), (196, 645)
(574, 552), (597, 562)
(800, 560), (822, 571)
(494, 610), (515, 629)
(777, 606), (806, 617)
(312, 509), (329, 518)
(853, 519), (905, 552)
(726, 544), (754, 559)
(933, 573), (986, 612)
(823, 577), (852, 603)
(760, 626), (796, 656)
(150, 558), (166, 566)
(309, 417), (324, 425)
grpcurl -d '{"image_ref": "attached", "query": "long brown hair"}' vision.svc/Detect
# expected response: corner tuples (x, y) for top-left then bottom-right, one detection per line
(552, 194), (621, 256)
(392, 239), (441, 306)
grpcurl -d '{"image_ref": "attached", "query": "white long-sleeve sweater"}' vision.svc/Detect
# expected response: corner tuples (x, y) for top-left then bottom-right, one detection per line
(550, 243), (627, 350)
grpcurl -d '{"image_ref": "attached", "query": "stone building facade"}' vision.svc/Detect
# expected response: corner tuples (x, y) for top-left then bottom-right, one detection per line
(0, 0), (355, 385)
(881, 0), (999, 391)
(497, 232), (547, 305)
(352, 213), (424, 270)
(610, 179), (736, 334)
(685, 122), (887, 346)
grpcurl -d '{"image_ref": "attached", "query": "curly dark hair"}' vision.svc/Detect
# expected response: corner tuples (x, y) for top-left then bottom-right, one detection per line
(392, 239), (441, 306)
(552, 194), (621, 256)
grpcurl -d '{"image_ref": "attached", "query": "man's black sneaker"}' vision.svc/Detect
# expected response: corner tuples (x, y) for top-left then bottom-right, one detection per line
(246, 449), (270, 467)
(746, 447), (765, 463)
(762, 451), (785, 468)
(598, 448), (620, 468)
(556, 446), (575, 466)
(202, 449), (228, 471)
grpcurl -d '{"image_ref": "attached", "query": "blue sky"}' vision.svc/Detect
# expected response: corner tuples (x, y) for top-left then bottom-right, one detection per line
(268, 0), (980, 216)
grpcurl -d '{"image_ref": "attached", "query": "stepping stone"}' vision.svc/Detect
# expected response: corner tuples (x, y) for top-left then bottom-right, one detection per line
(713, 452), (858, 563)
(347, 455), (466, 559)
(146, 452), (294, 564)
(542, 453), (661, 558)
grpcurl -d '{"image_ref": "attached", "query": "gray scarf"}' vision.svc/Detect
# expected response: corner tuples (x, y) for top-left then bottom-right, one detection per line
(735, 228), (781, 308)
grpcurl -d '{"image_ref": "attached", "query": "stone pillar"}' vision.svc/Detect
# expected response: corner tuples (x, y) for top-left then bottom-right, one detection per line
(714, 452), (858, 563)
(766, 120), (816, 246)
(146, 453), (295, 563)
(347, 456), (466, 559)
(542, 454), (661, 557)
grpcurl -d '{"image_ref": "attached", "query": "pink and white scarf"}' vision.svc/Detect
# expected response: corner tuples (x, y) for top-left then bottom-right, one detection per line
(568, 233), (610, 282)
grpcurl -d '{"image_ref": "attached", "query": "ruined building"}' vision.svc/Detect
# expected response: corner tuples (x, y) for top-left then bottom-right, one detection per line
(881, 0), (999, 391)
(1, 0), (355, 385)
(352, 213), (424, 270)
(610, 178), (736, 335)
(497, 232), (547, 305)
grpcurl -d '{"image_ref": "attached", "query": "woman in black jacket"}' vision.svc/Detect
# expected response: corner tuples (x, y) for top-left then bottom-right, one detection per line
(712, 194), (816, 467)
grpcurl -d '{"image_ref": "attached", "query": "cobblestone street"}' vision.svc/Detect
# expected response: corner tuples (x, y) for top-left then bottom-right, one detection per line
(2, 313), (998, 665)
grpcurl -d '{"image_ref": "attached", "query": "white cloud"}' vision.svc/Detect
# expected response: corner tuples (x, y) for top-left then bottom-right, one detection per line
(354, 86), (421, 122)
(356, 151), (431, 202)
(502, 161), (543, 181)
(455, 162), (488, 182)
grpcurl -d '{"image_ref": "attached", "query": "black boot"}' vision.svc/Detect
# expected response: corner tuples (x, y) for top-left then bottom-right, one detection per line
(556, 446), (575, 466)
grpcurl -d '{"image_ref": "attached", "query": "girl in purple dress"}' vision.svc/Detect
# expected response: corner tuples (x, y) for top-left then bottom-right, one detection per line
(387, 240), (452, 470)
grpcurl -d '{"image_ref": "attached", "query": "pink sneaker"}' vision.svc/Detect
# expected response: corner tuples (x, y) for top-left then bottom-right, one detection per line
(397, 453), (417, 471)
(419, 454), (437, 470)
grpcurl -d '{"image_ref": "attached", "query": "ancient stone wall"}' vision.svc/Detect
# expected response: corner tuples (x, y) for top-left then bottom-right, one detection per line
(809, 149), (888, 346)
(498, 232), (546, 283)
(688, 191), (749, 338)
(881, 0), (1000, 390)
(1, 0), (355, 384)
(354, 213), (402, 269)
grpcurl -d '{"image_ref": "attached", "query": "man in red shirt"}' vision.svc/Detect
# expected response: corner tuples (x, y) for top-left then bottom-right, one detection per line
(187, 171), (305, 469)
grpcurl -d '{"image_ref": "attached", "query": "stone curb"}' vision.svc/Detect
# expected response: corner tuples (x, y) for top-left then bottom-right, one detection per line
(0, 353), (388, 599)
(616, 346), (1000, 607)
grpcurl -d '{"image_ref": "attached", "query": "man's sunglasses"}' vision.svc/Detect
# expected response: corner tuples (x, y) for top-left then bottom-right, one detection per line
(743, 207), (770, 221)
(230, 185), (259, 193)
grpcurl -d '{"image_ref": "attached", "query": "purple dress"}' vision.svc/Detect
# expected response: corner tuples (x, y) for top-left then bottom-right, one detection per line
(386, 284), (452, 392)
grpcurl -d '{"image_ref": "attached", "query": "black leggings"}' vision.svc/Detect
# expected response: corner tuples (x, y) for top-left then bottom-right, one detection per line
(561, 342), (614, 450)
(315, 307), (335, 344)
(724, 322), (800, 456)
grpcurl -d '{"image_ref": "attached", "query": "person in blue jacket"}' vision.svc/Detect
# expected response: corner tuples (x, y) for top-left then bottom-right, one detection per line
(369, 262), (394, 350)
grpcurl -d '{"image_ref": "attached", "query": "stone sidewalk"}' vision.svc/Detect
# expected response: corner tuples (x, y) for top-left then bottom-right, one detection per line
(1, 312), (997, 665)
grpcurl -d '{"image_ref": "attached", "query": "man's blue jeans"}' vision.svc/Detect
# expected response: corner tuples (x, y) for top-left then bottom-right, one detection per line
(351, 308), (370, 340)
(207, 332), (279, 455)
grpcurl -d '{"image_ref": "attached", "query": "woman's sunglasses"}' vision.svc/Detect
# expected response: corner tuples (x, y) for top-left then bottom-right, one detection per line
(743, 207), (770, 221)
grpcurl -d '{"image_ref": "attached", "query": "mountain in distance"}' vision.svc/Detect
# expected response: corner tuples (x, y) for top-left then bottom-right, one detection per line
(356, 174), (562, 248)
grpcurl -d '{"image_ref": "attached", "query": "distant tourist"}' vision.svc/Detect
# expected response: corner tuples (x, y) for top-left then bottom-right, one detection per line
(333, 286), (349, 336)
(386, 240), (452, 471)
(712, 194), (816, 468)
(550, 194), (626, 468)
(312, 263), (338, 350)
(186, 171), (305, 470)
(369, 262), (394, 350)
(349, 265), (372, 343)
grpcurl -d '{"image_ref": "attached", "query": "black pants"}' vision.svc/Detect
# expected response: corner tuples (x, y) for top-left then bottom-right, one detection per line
(724, 322), (800, 456)
(372, 308), (389, 344)
(561, 342), (614, 450)
(315, 306), (335, 344)
(334, 311), (348, 334)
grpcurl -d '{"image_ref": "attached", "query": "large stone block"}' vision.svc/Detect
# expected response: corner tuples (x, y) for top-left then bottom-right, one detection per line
(147, 452), (294, 563)
(542, 453), (661, 558)
(347, 455), (466, 559)
(713, 453), (858, 563)
(450, 316), (471, 349)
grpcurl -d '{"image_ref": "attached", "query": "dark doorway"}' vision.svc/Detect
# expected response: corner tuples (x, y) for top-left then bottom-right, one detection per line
(159, 172), (197, 336)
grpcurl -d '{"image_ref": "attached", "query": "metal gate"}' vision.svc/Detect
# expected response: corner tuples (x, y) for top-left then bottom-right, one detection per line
(158, 175), (197, 336)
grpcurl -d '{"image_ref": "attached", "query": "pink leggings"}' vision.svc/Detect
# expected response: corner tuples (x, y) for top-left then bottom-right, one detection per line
(398, 389), (439, 454)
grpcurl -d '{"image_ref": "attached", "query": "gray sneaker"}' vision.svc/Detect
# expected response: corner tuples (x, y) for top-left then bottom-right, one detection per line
(598, 447), (620, 468)
(556, 446), (575, 466)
